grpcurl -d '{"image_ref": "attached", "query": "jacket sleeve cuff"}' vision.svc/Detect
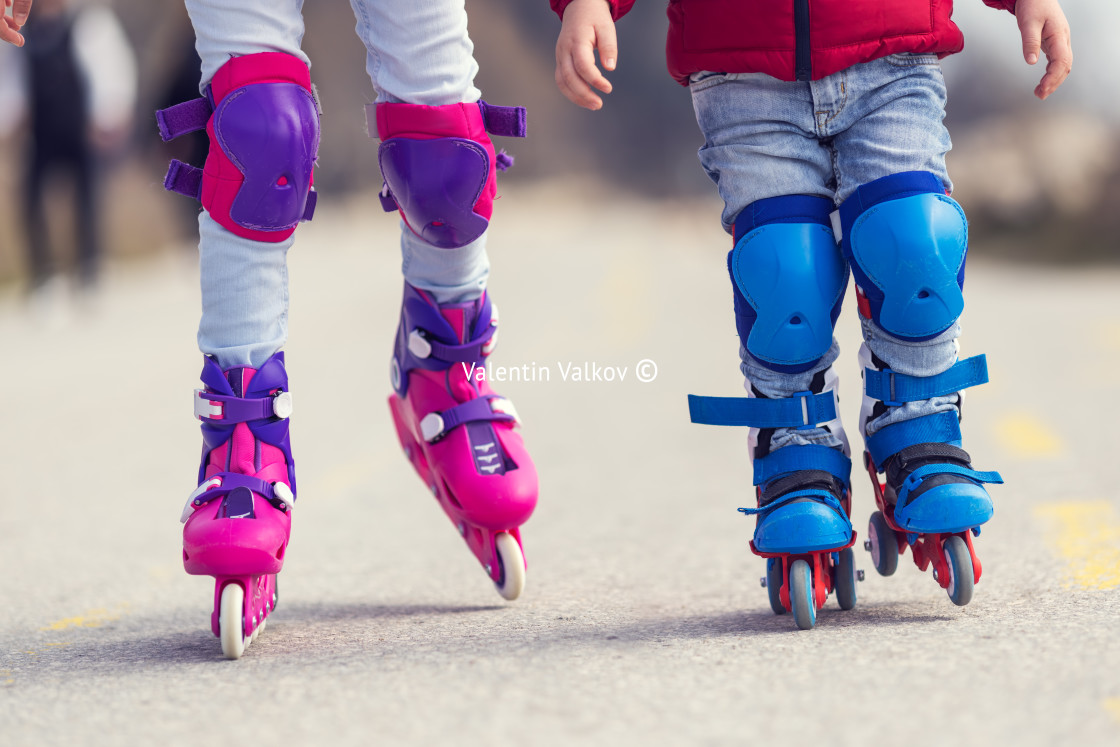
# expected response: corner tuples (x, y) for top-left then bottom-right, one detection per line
(551, 0), (633, 21)
(982, 0), (1017, 12)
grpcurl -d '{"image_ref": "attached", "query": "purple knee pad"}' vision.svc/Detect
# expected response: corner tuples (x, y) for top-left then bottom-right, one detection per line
(372, 101), (526, 249)
(157, 52), (321, 242)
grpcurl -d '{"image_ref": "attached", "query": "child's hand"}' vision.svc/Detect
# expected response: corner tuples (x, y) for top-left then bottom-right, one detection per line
(1, 0), (33, 47)
(555, 0), (617, 110)
(1016, 0), (1072, 100)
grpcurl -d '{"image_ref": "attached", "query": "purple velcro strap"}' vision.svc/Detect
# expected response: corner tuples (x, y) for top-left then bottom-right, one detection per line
(379, 186), (398, 212)
(478, 101), (527, 138)
(195, 473), (277, 504)
(427, 324), (495, 364)
(164, 159), (204, 200)
(432, 397), (514, 439)
(197, 391), (278, 423)
(303, 189), (317, 221)
(156, 98), (213, 142)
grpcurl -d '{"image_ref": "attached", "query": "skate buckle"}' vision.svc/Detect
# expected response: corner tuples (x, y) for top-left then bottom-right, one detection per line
(420, 412), (446, 442)
(482, 304), (499, 355)
(490, 397), (521, 425)
(792, 390), (831, 429)
(880, 370), (903, 408)
(194, 390), (223, 420)
(272, 481), (295, 512)
(180, 477), (222, 523)
(408, 330), (432, 359)
(272, 391), (293, 419)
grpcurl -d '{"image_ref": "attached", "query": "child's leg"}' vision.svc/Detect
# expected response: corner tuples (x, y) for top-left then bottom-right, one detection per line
(184, 0), (314, 369)
(167, 0), (317, 656)
(689, 73), (854, 565)
(348, 0), (536, 600)
(828, 58), (1001, 546)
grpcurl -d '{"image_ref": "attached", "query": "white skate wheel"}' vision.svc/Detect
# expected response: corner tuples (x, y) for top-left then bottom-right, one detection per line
(219, 583), (247, 659)
(494, 532), (526, 601)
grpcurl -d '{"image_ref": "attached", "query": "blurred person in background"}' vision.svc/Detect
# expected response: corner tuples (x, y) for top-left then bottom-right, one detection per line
(552, 0), (1070, 628)
(158, 0), (537, 658)
(0, 0), (136, 309)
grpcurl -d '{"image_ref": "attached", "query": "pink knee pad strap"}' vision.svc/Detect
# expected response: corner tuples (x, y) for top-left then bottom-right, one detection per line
(157, 53), (320, 243)
(370, 101), (526, 249)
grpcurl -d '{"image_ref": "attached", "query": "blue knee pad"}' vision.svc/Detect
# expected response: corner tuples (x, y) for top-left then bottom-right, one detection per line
(839, 172), (967, 340)
(729, 195), (848, 373)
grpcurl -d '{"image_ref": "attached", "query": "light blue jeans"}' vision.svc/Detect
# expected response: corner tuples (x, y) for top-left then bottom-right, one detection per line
(690, 54), (963, 451)
(185, 0), (490, 369)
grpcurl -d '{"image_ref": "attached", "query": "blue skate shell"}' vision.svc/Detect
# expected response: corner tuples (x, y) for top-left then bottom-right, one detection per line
(893, 480), (995, 534)
(746, 490), (853, 554)
(842, 172), (968, 340)
(729, 222), (847, 370)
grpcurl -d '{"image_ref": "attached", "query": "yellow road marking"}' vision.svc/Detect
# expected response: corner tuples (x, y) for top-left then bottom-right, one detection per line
(41, 606), (124, 631)
(1105, 697), (1120, 724)
(1035, 502), (1120, 590)
(995, 414), (1063, 457)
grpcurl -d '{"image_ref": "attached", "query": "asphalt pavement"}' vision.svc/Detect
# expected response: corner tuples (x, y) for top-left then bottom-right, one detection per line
(2, 184), (1118, 746)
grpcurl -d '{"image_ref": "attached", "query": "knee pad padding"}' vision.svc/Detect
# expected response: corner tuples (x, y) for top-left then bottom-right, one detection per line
(841, 172), (967, 340)
(372, 101), (526, 249)
(730, 220), (847, 370)
(204, 54), (320, 242)
(156, 52), (320, 243)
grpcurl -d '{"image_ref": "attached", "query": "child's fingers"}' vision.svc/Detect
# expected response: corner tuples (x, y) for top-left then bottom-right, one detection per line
(13, 0), (32, 26)
(556, 54), (602, 110)
(572, 41), (612, 95)
(1020, 18), (1043, 65)
(596, 18), (618, 71)
(1, 17), (25, 47)
(1034, 28), (1073, 99)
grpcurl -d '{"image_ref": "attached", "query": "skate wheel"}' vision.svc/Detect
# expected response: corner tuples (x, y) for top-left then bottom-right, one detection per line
(765, 558), (785, 615)
(494, 532), (526, 601)
(788, 559), (816, 631)
(219, 583), (247, 659)
(834, 547), (858, 611)
(868, 511), (898, 577)
(943, 535), (974, 607)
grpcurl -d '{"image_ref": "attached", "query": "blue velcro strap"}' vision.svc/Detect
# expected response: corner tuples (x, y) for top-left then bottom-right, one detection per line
(896, 463), (1004, 507)
(738, 489), (844, 517)
(688, 391), (836, 429)
(733, 194), (834, 240)
(838, 171), (945, 232)
(865, 355), (989, 406)
(752, 445), (852, 487)
(866, 411), (962, 467)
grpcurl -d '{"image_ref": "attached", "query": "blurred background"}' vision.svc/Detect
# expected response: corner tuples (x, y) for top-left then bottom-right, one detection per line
(0, 0), (1116, 305)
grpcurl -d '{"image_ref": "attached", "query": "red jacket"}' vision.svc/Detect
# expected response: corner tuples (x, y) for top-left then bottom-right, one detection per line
(551, 1), (1017, 85)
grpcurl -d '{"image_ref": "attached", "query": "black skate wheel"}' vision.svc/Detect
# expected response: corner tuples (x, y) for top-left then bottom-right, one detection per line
(834, 547), (858, 611)
(789, 559), (816, 630)
(868, 511), (899, 577)
(943, 535), (974, 607)
(765, 558), (785, 616)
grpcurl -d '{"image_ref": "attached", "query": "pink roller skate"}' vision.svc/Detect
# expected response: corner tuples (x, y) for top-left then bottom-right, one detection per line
(375, 99), (535, 598)
(388, 284), (537, 599)
(181, 352), (296, 658)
